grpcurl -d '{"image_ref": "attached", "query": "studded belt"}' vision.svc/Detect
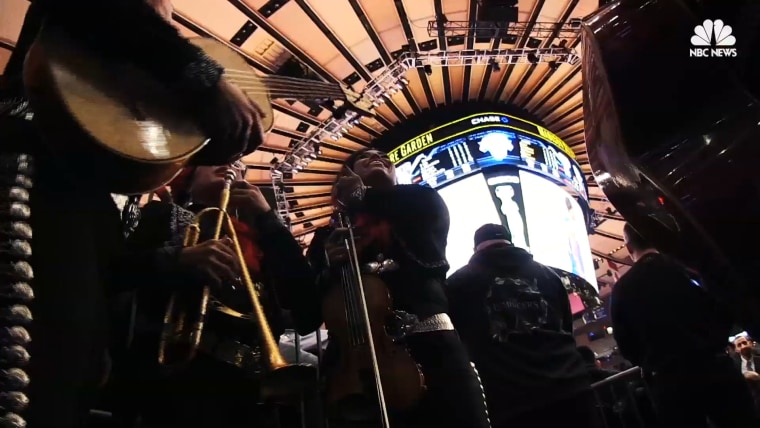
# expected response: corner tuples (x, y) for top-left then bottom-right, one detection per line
(411, 313), (454, 334)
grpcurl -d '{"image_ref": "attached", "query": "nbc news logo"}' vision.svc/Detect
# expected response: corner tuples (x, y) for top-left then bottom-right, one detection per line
(689, 19), (737, 58)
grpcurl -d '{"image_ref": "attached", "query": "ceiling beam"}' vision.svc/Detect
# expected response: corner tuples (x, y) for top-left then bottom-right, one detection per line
(594, 229), (624, 242)
(546, 102), (583, 128)
(228, 0), (335, 82)
(492, 0), (544, 102)
(592, 250), (633, 266)
(393, 0), (436, 109)
(172, 12), (272, 74)
(346, 0), (415, 120)
(293, 0), (414, 123)
(461, 0), (478, 101)
(507, 0), (579, 105)
(355, 121), (382, 138)
(270, 128), (355, 154)
(530, 65), (581, 113)
(433, 0), (452, 105)
(0, 39), (14, 51)
(519, 37), (582, 109)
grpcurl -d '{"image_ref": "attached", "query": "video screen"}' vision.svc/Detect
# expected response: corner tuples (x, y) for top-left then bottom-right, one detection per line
(435, 167), (596, 291)
(519, 170), (597, 289)
(437, 173), (503, 274)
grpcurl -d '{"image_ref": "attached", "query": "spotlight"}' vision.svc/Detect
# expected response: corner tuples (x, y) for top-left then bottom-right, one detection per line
(423, 64), (433, 76)
(527, 52), (539, 64)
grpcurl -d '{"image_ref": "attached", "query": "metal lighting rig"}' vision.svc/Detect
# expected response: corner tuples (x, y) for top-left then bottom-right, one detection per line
(270, 42), (580, 224)
(426, 19), (583, 38)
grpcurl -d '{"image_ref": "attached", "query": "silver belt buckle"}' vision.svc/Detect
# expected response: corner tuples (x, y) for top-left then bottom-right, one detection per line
(361, 255), (399, 274)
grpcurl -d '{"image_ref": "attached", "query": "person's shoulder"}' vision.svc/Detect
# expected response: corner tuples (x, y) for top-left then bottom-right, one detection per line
(394, 184), (438, 197)
(446, 265), (474, 288)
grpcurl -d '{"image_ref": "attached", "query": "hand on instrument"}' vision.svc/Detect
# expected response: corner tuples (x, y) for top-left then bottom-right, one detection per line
(324, 227), (357, 267)
(192, 80), (265, 165)
(745, 371), (760, 382)
(333, 168), (365, 209)
(229, 181), (271, 216)
(178, 237), (241, 286)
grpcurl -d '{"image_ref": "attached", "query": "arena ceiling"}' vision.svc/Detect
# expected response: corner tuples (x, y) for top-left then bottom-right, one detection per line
(0, 0), (631, 288)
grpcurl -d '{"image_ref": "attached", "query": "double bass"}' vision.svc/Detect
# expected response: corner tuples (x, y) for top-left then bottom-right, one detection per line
(581, 0), (760, 332)
(321, 212), (425, 425)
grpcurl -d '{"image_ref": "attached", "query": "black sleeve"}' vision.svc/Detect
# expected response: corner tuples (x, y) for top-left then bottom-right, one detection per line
(360, 185), (450, 275)
(36, 0), (222, 92)
(444, 270), (469, 330)
(610, 283), (641, 366)
(244, 210), (320, 336)
(110, 202), (197, 294)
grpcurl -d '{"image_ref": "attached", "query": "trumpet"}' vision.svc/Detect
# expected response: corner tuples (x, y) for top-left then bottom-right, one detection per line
(158, 168), (315, 398)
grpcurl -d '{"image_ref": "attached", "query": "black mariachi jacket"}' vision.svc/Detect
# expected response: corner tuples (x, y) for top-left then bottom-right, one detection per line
(284, 184), (451, 336)
(111, 201), (315, 354)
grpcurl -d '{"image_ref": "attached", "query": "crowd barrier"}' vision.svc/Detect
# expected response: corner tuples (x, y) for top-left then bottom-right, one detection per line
(590, 366), (659, 428)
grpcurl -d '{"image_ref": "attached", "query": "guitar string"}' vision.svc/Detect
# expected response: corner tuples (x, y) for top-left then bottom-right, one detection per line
(235, 88), (345, 97)
(223, 70), (349, 90)
(232, 85), (347, 98)
(223, 70), (341, 85)
(222, 77), (347, 94)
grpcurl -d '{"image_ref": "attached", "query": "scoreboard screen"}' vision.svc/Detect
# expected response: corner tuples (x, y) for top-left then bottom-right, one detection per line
(390, 112), (588, 203)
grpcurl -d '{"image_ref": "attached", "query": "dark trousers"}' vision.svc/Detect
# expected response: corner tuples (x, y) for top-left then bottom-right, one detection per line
(649, 355), (760, 428)
(329, 330), (491, 428)
(1, 117), (123, 427)
(405, 330), (490, 428)
(494, 389), (602, 428)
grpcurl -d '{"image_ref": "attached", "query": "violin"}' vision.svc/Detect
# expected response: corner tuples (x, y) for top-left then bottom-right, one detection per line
(321, 211), (425, 424)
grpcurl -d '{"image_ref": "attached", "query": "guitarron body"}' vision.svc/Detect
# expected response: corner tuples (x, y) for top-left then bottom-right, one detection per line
(23, 26), (274, 194)
(322, 272), (425, 421)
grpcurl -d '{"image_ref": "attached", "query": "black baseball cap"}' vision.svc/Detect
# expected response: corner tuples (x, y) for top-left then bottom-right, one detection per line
(474, 223), (512, 250)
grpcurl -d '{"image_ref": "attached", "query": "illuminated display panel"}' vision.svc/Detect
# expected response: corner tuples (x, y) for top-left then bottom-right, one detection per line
(519, 170), (597, 289)
(389, 112), (596, 289)
(392, 112), (588, 203)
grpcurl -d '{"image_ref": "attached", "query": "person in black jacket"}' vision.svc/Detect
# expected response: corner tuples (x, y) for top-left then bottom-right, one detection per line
(283, 148), (490, 428)
(110, 164), (316, 428)
(611, 223), (758, 428)
(446, 223), (600, 428)
(0, 1), (265, 426)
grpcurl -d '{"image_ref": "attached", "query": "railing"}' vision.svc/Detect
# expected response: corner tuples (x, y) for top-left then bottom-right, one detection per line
(591, 366), (659, 428)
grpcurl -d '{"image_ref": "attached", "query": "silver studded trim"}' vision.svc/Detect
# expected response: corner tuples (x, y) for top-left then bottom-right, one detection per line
(0, 154), (34, 428)
(471, 361), (492, 428)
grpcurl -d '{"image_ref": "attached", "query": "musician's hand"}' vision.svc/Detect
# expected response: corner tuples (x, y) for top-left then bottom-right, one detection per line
(333, 168), (365, 209)
(178, 237), (240, 286)
(229, 181), (271, 215)
(324, 228), (355, 267)
(745, 371), (760, 382)
(192, 80), (265, 165)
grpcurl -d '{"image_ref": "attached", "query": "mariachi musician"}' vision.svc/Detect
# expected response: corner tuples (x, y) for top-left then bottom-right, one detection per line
(109, 163), (315, 428)
(284, 148), (490, 428)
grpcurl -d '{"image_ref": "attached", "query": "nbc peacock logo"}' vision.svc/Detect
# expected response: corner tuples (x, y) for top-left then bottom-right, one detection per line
(689, 19), (737, 58)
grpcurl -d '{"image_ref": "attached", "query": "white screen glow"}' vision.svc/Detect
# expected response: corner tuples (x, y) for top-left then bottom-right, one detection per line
(519, 170), (597, 289)
(436, 173), (503, 274)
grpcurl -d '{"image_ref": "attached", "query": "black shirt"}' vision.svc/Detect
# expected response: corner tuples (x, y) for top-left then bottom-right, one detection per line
(446, 244), (590, 422)
(112, 201), (314, 343)
(610, 252), (732, 372)
(285, 185), (450, 335)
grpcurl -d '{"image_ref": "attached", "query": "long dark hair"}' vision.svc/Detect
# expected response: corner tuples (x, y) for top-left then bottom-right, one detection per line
(330, 148), (373, 206)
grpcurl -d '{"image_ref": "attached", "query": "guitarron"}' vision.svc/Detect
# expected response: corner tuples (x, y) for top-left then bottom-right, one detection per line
(23, 26), (372, 194)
